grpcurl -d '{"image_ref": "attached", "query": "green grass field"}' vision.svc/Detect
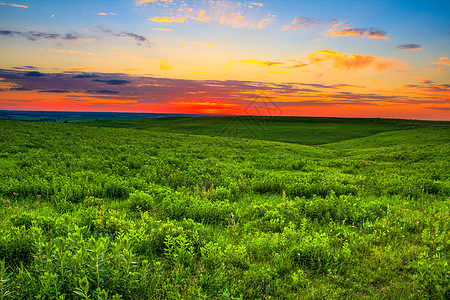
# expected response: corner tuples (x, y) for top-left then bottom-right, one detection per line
(0, 117), (448, 299)
(80, 116), (443, 145)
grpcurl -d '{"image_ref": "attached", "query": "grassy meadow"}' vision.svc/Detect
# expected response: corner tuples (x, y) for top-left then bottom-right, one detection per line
(0, 117), (448, 299)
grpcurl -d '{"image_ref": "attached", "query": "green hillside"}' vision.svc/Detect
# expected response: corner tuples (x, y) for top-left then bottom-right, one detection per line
(0, 119), (448, 299)
(80, 116), (442, 145)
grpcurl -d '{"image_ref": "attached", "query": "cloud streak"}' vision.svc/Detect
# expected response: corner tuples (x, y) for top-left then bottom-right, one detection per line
(153, 28), (172, 31)
(325, 27), (387, 39)
(0, 2), (28, 8)
(0, 28), (152, 47)
(144, 0), (274, 30)
(93, 79), (131, 85)
(432, 57), (450, 67)
(0, 30), (88, 41)
(229, 50), (397, 71)
(403, 80), (450, 96)
(309, 50), (396, 71)
(282, 16), (338, 31)
(397, 44), (422, 50)
(233, 59), (283, 67)
(281, 17), (387, 40)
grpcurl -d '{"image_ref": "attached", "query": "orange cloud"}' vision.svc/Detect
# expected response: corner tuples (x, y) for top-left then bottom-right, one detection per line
(282, 61), (308, 68)
(0, 2), (28, 8)
(153, 28), (172, 31)
(148, 16), (187, 23)
(234, 59), (283, 67)
(325, 27), (387, 39)
(432, 57), (450, 66)
(310, 50), (396, 71)
(97, 12), (117, 16)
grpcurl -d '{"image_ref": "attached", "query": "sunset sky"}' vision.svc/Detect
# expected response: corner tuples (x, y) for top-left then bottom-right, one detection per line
(0, 0), (449, 120)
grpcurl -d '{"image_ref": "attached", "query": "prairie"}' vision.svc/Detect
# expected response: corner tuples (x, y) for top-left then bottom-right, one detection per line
(0, 117), (448, 299)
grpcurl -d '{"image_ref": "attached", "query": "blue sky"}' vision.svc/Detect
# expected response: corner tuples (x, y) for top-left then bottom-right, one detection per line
(0, 0), (449, 119)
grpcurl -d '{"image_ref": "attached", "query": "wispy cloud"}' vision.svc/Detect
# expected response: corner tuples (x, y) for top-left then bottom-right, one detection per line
(96, 12), (117, 16)
(233, 59), (283, 67)
(230, 50), (396, 71)
(400, 80), (449, 105)
(90, 89), (120, 94)
(0, 2), (28, 8)
(0, 30), (89, 41)
(12, 66), (37, 70)
(144, 0), (274, 30)
(153, 28), (172, 31)
(282, 16), (338, 31)
(432, 57), (450, 67)
(176, 40), (215, 46)
(93, 79), (131, 85)
(0, 28), (152, 48)
(73, 73), (100, 78)
(49, 49), (103, 56)
(424, 106), (450, 111)
(98, 29), (152, 47)
(309, 50), (396, 71)
(404, 80), (450, 94)
(281, 16), (387, 40)
(397, 44), (422, 50)
(148, 16), (187, 23)
(282, 61), (309, 69)
(325, 27), (387, 39)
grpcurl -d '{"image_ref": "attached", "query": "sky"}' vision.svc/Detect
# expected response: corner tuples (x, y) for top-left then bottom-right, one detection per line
(0, 0), (449, 120)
